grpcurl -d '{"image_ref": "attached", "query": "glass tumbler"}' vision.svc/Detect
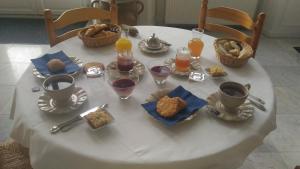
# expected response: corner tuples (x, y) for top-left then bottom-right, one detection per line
(188, 28), (204, 59)
(107, 69), (139, 100)
(175, 47), (191, 72)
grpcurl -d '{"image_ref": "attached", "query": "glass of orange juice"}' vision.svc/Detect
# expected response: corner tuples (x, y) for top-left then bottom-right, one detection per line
(188, 28), (204, 59)
(175, 47), (191, 72)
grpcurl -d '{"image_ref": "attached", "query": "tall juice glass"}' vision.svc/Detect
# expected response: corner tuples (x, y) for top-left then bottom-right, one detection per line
(188, 28), (204, 59)
(115, 37), (134, 71)
(175, 47), (191, 72)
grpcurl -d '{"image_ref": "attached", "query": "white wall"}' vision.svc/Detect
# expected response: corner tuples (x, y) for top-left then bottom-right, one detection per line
(165, 0), (259, 24)
(0, 0), (89, 16)
(258, 0), (300, 37)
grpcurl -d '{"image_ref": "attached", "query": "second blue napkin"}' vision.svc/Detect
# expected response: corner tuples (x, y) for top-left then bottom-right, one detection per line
(142, 86), (207, 126)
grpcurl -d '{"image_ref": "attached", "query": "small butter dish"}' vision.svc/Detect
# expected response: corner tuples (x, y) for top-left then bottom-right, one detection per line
(83, 62), (105, 78)
(205, 65), (227, 78)
(84, 108), (114, 130)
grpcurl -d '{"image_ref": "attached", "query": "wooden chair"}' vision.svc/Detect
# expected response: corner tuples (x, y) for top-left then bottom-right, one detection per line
(199, 0), (265, 57)
(44, 0), (118, 47)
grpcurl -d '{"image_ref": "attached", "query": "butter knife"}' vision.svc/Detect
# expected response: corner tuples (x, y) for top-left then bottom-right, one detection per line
(49, 104), (108, 134)
(247, 98), (266, 112)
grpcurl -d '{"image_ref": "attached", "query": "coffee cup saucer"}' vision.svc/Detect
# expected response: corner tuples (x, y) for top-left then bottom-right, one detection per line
(38, 87), (87, 114)
(138, 40), (169, 54)
(207, 92), (254, 121)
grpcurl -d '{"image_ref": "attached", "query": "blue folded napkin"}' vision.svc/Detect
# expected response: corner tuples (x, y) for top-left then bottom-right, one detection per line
(31, 51), (80, 76)
(142, 86), (207, 126)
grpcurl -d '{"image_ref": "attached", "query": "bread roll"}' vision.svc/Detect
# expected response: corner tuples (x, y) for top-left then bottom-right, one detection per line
(47, 59), (65, 73)
(93, 31), (106, 38)
(85, 26), (96, 37)
(223, 42), (232, 51)
(156, 96), (187, 118)
(230, 41), (241, 50)
(94, 24), (108, 32)
(229, 49), (240, 57)
(218, 44), (233, 57)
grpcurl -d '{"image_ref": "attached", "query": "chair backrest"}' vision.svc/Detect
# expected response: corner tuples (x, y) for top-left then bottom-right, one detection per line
(44, 1), (118, 47)
(199, 0), (265, 57)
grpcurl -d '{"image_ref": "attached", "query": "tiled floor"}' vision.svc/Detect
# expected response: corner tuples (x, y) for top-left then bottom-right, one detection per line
(0, 36), (299, 168)
(239, 37), (300, 169)
(0, 44), (49, 141)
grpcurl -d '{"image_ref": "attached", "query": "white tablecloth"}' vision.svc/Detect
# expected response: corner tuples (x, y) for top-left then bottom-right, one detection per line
(10, 26), (276, 169)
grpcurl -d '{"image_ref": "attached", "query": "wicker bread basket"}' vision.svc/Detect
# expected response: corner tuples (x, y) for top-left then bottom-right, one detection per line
(78, 24), (121, 48)
(214, 38), (253, 68)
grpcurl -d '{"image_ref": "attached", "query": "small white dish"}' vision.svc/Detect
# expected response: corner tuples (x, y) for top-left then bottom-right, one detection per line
(204, 67), (227, 79)
(138, 40), (169, 54)
(38, 87), (87, 114)
(83, 62), (105, 78)
(207, 92), (254, 122)
(33, 57), (83, 80)
(84, 108), (114, 131)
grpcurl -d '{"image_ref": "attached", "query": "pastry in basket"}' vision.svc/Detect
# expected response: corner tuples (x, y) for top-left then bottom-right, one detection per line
(217, 39), (248, 58)
(207, 65), (226, 77)
(47, 58), (65, 73)
(78, 23), (121, 48)
(85, 108), (113, 129)
(84, 24), (108, 37)
(94, 31), (116, 38)
(156, 96), (187, 118)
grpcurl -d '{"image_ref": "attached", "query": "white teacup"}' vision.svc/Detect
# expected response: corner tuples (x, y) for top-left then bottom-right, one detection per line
(219, 81), (249, 112)
(43, 74), (75, 107)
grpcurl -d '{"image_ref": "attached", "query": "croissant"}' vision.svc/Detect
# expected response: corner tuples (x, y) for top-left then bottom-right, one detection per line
(156, 96), (186, 118)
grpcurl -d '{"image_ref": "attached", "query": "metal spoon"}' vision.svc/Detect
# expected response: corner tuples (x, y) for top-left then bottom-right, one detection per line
(244, 83), (266, 105)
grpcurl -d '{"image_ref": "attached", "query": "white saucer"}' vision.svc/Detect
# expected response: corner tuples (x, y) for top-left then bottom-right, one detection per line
(38, 87), (87, 114)
(144, 42), (163, 50)
(33, 57), (83, 80)
(207, 92), (254, 121)
(138, 40), (169, 54)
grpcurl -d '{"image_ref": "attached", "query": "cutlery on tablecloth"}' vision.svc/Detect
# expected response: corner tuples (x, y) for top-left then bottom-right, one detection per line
(248, 94), (265, 105)
(49, 104), (108, 134)
(244, 83), (266, 105)
(247, 98), (266, 112)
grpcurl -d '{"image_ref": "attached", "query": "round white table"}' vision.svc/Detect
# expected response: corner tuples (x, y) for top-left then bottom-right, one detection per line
(10, 26), (276, 169)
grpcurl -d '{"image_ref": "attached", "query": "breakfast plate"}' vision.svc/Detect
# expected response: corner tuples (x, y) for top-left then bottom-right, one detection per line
(207, 92), (254, 121)
(38, 87), (87, 114)
(33, 57), (83, 79)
